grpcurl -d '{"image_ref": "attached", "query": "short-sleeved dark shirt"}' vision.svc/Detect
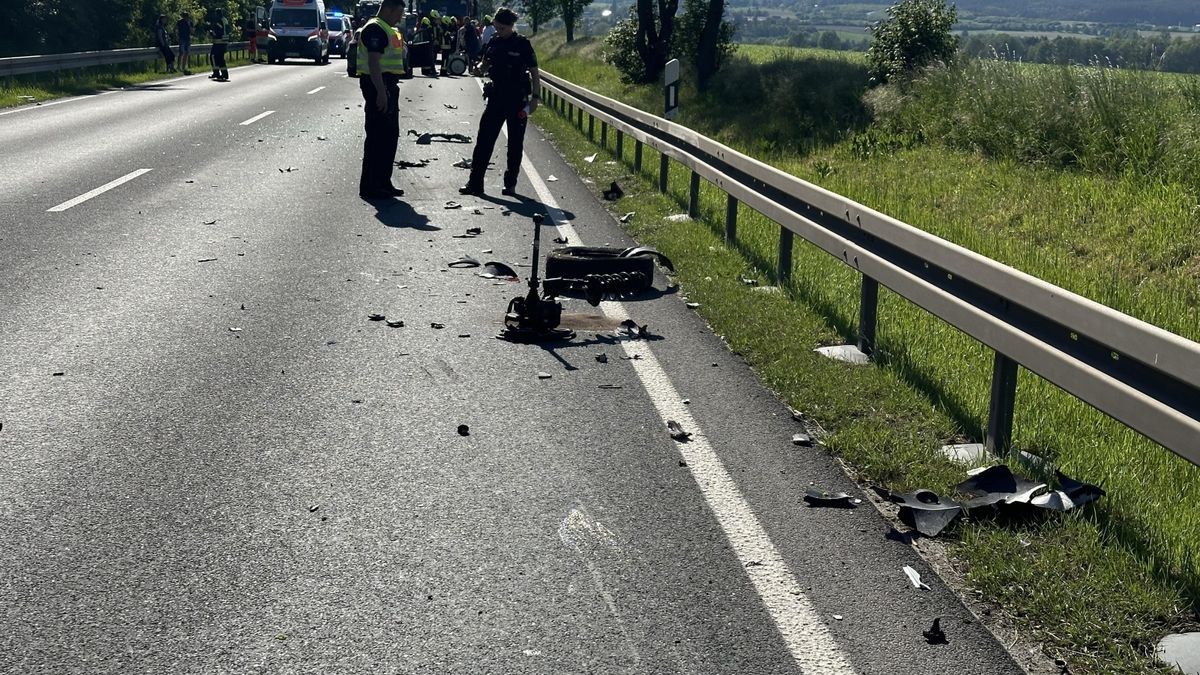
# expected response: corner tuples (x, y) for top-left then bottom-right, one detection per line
(483, 33), (536, 96)
(177, 18), (192, 46)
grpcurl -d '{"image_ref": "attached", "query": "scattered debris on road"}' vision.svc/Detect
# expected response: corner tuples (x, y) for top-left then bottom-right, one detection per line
(368, 313), (386, 321)
(791, 432), (813, 447)
(457, 424), (469, 436)
(619, 319), (650, 338)
(386, 320), (405, 328)
(394, 159), (431, 169)
(595, 353), (608, 363)
(198, 258), (217, 263)
(444, 201), (463, 210)
(477, 261), (519, 280)
(903, 566), (931, 590)
(803, 488), (858, 508)
(537, 372), (552, 379)
(667, 420), (692, 441)
(619, 212), (635, 223)
(923, 618), (948, 644)
(408, 130), (471, 144)
(448, 256), (480, 268)
(431, 322), (445, 329)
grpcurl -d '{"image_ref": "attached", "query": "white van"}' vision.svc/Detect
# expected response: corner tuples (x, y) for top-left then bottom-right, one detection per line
(267, 0), (330, 64)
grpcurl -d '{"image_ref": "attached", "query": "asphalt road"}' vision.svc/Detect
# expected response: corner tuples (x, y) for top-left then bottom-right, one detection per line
(0, 60), (1024, 674)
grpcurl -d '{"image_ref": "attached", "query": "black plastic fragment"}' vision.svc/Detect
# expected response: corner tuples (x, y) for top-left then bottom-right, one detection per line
(602, 181), (624, 201)
(923, 618), (947, 644)
(803, 488), (856, 508)
(457, 424), (469, 436)
(477, 261), (518, 280)
(879, 488), (963, 537)
(956, 465), (1046, 509)
(667, 420), (691, 442)
(448, 256), (480, 268)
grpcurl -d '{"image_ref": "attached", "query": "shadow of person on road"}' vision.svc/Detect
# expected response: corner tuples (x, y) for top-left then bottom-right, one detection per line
(366, 198), (439, 230)
(473, 192), (577, 222)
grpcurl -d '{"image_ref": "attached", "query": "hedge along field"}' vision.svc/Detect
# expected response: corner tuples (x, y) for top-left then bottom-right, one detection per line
(530, 32), (1200, 661)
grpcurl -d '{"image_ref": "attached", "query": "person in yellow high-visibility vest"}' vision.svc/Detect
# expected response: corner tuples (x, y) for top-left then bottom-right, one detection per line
(357, 0), (408, 199)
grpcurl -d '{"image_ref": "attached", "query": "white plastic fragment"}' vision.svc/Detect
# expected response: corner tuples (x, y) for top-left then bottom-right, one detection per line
(903, 565), (931, 590)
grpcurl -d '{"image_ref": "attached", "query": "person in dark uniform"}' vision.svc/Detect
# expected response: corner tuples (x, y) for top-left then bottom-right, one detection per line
(209, 10), (229, 81)
(458, 7), (539, 197)
(357, 0), (408, 199)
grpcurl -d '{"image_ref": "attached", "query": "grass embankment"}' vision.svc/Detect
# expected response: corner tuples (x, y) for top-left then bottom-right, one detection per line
(0, 50), (259, 108)
(532, 34), (1199, 673)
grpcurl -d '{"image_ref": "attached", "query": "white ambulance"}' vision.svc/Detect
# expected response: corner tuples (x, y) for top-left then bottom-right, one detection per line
(267, 0), (331, 64)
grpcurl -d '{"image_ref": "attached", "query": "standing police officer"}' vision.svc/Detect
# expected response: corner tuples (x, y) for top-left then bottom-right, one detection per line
(459, 8), (539, 197)
(357, 0), (408, 199)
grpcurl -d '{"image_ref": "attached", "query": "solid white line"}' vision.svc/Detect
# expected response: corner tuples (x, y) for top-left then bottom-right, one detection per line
(0, 94), (99, 117)
(510, 104), (856, 673)
(46, 169), (153, 213)
(306, 86), (326, 94)
(239, 110), (275, 126)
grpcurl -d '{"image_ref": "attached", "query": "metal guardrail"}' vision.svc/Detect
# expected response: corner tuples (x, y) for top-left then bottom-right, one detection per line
(538, 71), (1200, 466)
(0, 43), (251, 78)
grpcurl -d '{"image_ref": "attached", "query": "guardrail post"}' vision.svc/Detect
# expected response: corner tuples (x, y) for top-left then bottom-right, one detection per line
(600, 121), (608, 149)
(587, 114), (594, 142)
(725, 195), (738, 242)
(616, 131), (624, 161)
(659, 154), (669, 193)
(986, 353), (1019, 454)
(634, 141), (643, 172)
(577, 107), (584, 129)
(567, 101), (573, 122)
(688, 171), (700, 218)
(777, 226), (793, 285)
(858, 276), (879, 356)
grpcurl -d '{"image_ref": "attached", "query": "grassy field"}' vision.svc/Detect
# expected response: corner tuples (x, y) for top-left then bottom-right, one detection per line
(533, 33), (1199, 673)
(0, 49), (258, 109)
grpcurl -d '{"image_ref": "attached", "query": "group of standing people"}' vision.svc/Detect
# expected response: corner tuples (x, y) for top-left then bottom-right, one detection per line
(411, 11), (494, 76)
(152, 11), (230, 81)
(356, 2), (539, 201)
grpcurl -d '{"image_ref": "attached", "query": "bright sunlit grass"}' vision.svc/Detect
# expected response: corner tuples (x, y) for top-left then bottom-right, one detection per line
(531, 32), (1200, 674)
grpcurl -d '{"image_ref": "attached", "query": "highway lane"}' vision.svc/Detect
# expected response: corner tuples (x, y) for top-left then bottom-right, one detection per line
(0, 61), (1025, 673)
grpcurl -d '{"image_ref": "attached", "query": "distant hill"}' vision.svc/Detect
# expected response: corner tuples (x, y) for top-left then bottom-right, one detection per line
(726, 0), (1199, 29)
(952, 0), (1198, 27)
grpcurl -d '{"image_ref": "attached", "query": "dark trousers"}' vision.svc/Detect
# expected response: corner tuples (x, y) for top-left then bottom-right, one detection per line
(359, 76), (400, 194)
(158, 46), (175, 71)
(211, 44), (227, 78)
(468, 97), (527, 189)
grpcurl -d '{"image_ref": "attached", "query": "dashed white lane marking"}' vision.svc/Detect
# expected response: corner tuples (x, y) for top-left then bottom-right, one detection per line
(502, 93), (857, 673)
(46, 169), (153, 213)
(306, 86), (326, 94)
(239, 110), (275, 126)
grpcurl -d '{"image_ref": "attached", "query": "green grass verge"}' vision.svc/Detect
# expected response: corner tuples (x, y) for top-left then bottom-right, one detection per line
(0, 50), (259, 108)
(531, 33), (1199, 674)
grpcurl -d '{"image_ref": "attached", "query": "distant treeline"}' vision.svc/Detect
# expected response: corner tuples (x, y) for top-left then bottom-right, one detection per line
(0, 0), (281, 58)
(961, 31), (1200, 74)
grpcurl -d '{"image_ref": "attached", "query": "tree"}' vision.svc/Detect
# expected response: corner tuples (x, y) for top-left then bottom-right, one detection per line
(603, 0), (678, 84)
(866, 0), (958, 84)
(559, 0), (592, 42)
(672, 0), (735, 91)
(818, 30), (842, 50)
(636, 0), (678, 82)
(519, 0), (558, 33)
